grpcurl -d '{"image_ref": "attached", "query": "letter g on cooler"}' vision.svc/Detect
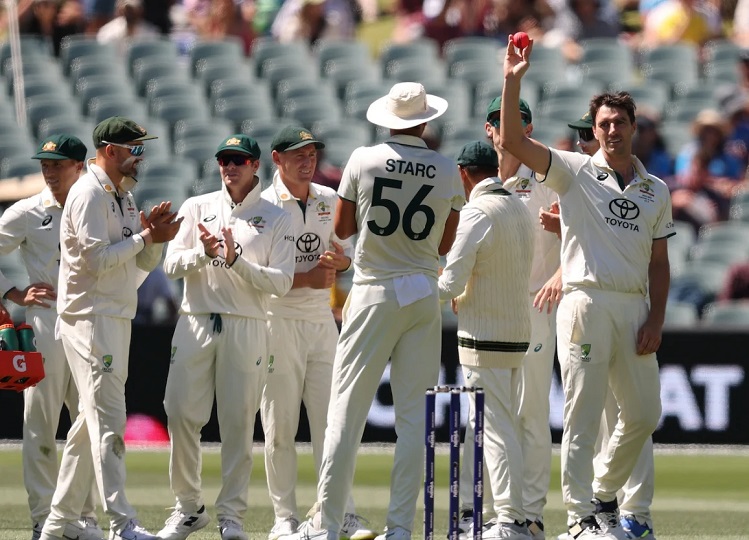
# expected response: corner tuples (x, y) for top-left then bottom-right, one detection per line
(13, 354), (27, 373)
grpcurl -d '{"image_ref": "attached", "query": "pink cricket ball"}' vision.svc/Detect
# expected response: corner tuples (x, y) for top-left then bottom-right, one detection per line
(512, 32), (530, 50)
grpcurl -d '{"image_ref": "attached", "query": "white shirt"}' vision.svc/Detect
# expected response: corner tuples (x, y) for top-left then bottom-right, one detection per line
(502, 164), (561, 293)
(438, 178), (534, 368)
(58, 162), (163, 319)
(0, 187), (61, 312)
(540, 149), (675, 296)
(338, 134), (465, 284)
(261, 172), (353, 322)
(96, 18), (160, 56)
(164, 179), (295, 320)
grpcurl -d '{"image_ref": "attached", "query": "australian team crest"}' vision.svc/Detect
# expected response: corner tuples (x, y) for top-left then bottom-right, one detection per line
(225, 137), (241, 146)
(102, 354), (113, 372)
(42, 141), (57, 151)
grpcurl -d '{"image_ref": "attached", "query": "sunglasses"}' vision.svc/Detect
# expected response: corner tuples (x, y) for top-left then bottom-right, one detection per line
(577, 129), (595, 142)
(217, 154), (254, 167)
(488, 115), (530, 128)
(102, 140), (145, 156)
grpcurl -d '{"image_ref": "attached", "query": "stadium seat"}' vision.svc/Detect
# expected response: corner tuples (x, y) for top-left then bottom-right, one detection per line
(703, 60), (739, 85)
(659, 120), (692, 158)
(174, 118), (234, 146)
(579, 60), (634, 87)
(0, 137), (33, 163)
(189, 38), (245, 76)
(134, 184), (189, 215)
(263, 59), (318, 99)
(315, 39), (370, 77)
(703, 39), (742, 65)
(0, 156), (40, 178)
(448, 60), (497, 94)
(139, 159), (197, 188)
(209, 78), (271, 109)
(580, 37), (633, 69)
(527, 121), (571, 148)
(276, 78), (337, 115)
(314, 120), (372, 149)
(664, 100), (715, 123)
(146, 83), (204, 116)
(324, 58), (380, 98)
(664, 301), (698, 326)
(669, 262), (728, 303)
(0, 37), (51, 75)
(173, 138), (223, 177)
(440, 122), (488, 147)
(611, 81), (670, 114)
(251, 40), (309, 77)
(641, 63), (699, 96)
(195, 59), (254, 93)
(443, 36), (500, 68)
(192, 174), (223, 196)
(380, 39), (440, 77)
(689, 243), (749, 266)
(135, 58), (190, 97)
(26, 97), (79, 132)
(59, 37), (117, 76)
(384, 57), (446, 88)
(701, 301), (749, 326)
(281, 96), (341, 128)
(126, 38), (179, 76)
(535, 96), (591, 123)
(213, 96), (274, 129)
(89, 97), (147, 125)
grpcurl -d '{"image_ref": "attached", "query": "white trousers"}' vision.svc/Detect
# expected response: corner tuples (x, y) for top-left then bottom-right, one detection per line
(594, 391), (655, 527)
(164, 314), (268, 522)
(459, 365), (525, 524)
(43, 316), (135, 537)
(557, 289), (660, 525)
(23, 310), (98, 526)
(261, 315), (343, 521)
(318, 284), (442, 537)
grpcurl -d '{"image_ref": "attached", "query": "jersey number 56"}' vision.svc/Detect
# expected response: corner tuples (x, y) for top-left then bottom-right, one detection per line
(367, 177), (435, 240)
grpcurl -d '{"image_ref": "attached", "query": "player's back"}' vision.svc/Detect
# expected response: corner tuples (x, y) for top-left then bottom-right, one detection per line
(339, 135), (463, 284)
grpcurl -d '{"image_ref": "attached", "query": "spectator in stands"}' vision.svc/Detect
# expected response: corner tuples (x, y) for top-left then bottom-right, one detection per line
(18, 0), (85, 56)
(96, 0), (159, 56)
(633, 114), (674, 182)
(671, 148), (730, 232)
(674, 109), (745, 191)
(718, 262), (749, 301)
(641, 0), (722, 48)
(722, 93), (749, 171)
(271, 0), (355, 45)
(203, 0), (256, 55)
(543, 0), (621, 63)
(734, 0), (749, 46)
(142, 0), (173, 34)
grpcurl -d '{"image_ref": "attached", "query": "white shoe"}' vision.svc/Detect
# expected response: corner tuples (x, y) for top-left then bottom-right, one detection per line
(482, 522), (531, 540)
(81, 517), (104, 540)
(457, 510), (474, 536)
(284, 519), (328, 540)
(593, 499), (628, 540)
(341, 513), (377, 540)
(567, 517), (618, 540)
(32, 523), (43, 540)
(63, 519), (105, 540)
(527, 520), (545, 540)
(373, 526), (410, 540)
(158, 506), (210, 540)
(268, 516), (299, 540)
(459, 517), (496, 540)
(109, 519), (158, 540)
(217, 518), (247, 540)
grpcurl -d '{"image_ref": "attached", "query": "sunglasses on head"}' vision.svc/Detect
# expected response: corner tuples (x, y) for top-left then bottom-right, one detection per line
(102, 140), (145, 156)
(489, 115), (530, 128)
(577, 129), (595, 142)
(217, 154), (254, 167)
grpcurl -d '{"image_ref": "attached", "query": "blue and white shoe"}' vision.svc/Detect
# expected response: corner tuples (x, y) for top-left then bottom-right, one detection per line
(620, 516), (655, 539)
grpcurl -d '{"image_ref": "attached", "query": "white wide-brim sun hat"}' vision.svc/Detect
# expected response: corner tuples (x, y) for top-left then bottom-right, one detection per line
(366, 82), (448, 130)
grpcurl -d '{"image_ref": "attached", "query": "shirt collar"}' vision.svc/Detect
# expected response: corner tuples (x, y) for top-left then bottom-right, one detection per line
(222, 175), (262, 211)
(271, 170), (319, 203)
(87, 160), (121, 195)
(384, 134), (428, 148)
(469, 177), (503, 201)
(590, 150), (654, 184)
(40, 186), (62, 209)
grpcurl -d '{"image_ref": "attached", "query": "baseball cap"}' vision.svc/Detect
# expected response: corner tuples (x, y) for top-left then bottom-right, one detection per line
(215, 134), (261, 158)
(92, 116), (157, 148)
(456, 141), (498, 168)
(486, 96), (532, 123)
(32, 134), (88, 161)
(271, 125), (325, 152)
(567, 111), (594, 130)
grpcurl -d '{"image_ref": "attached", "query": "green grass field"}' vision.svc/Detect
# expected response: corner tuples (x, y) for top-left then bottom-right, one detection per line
(0, 445), (747, 540)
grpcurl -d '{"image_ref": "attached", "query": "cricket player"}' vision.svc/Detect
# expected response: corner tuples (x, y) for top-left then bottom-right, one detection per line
(291, 81), (464, 540)
(41, 117), (181, 540)
(563, 113), (658, 540)
(438, 141), (534, 540)
(461, 96), (562, 540)
(158, 134), (295, 540)
(0, 135), (103, 540)
(499, 40), (673, 540)
(260, 126), (376, 540)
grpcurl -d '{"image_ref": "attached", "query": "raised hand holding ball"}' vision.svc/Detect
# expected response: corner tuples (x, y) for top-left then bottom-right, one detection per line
(512, 32), (530, 50)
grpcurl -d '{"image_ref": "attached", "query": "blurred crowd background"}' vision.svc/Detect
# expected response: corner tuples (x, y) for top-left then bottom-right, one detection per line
(1, 0), (749, 327)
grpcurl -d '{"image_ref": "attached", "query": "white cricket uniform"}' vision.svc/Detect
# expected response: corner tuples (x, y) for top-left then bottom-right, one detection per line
(501, 165), (560, 524)
(317, 134), (464, 536)
(595, 392), (655, 528)
(438, 178), (534, 525)
(539, 149), (674, 525)
(44, 162), (163, 536)
(163, 180), (295, 522)
(260, 173), (354, 522)
(0, 188), (97, 526)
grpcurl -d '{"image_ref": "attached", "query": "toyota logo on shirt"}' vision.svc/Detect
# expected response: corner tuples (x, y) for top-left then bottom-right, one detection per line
(297, 233), (321, 253)
(609, 198), (640, 220)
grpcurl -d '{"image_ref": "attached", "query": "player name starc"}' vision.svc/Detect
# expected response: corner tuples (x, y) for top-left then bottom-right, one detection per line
(385, 159), (437, 178)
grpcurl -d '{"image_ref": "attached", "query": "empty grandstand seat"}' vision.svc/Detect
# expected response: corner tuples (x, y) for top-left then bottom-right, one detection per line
(126, 38), (179, 76)
(0, 156), (40, 178)
(89, 98), (147, 125)
(190, 38), (245, 76)
(213, 96), (274, 129)
(380, 39), (440, 77)
(443, 36), (500, 67)
(701, 301), (749, 326)
(174, 118), (234, 146)
(59, 37), (117, 76)
(135, 58), (190, 96)
(664, 300), (698, 326)
(251, 39), (309, 77)
(324, 59), (380, 98)
(315, 39), (370, 77)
